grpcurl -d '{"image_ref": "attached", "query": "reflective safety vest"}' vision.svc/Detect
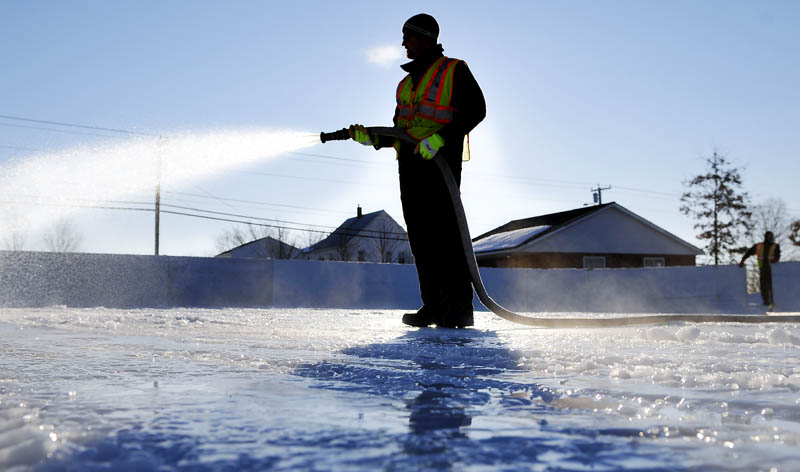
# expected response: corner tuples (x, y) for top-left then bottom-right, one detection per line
(394, 56), (461, 152)
(755, 242), (778, 268)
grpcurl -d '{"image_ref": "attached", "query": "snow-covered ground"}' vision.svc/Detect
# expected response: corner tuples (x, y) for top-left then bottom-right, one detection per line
(2, 307), (799, 471)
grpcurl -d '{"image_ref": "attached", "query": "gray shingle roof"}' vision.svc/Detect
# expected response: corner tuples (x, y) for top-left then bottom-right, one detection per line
(304, 210), (389, 253)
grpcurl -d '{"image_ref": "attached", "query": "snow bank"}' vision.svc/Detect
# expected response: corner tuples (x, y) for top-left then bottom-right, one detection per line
(1, 251), (798, 313)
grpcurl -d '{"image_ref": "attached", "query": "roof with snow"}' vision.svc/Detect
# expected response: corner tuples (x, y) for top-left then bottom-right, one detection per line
(472, 225), (551, 253)
(472, 202), (703, 256)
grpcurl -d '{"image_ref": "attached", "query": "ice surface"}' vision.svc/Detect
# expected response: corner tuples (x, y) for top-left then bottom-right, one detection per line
(1, 307), (800, 471)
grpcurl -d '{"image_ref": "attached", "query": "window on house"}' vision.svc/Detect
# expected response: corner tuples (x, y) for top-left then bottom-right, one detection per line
(583, 256), (606, 269)
(644, 257), (666, 268)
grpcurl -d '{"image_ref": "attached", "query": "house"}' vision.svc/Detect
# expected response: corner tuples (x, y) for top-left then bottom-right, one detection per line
(303, 206), (413, 263)
(472, 202), (703, 269)
(216, 236), (301, 259)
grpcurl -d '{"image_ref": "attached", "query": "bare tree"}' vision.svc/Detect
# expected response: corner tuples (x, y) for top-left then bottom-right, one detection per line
(42, 219), (83, 253)
(371, 219), (405, 263)
(2, 214), (28, 251)
(328, 231), (353, 261)
(215, 222), (298, 259)
(753, 198), (789, 240)
(742, 198), (799, 293)
(2, 230), (26, 251)
(790, 220), (800, 247)
(299, 227), (325, 252)
(751, 198), (797, 256)
(268, 224), (299, 259)
(215, 226), (250, 253)
(680, 151), (753, 265)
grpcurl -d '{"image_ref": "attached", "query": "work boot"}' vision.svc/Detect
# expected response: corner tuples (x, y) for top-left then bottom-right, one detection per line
(437, 305), (474, 329)
(402, 305), (440, 327)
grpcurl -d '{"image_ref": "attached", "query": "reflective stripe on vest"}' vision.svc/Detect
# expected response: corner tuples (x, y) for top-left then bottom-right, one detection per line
(755, 242), (777, 268)
(395, 56), (460, 141)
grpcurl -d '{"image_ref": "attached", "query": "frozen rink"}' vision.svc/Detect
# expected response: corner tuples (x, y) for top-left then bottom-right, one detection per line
(2, 308), (800, 471)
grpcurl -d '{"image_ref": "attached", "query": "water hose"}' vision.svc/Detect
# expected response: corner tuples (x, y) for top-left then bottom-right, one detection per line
(321, 127), (800, 327)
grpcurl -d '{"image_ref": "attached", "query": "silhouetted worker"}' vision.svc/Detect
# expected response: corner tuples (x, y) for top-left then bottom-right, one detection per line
(739, 231), (781, 310)
(349, 13), (486, 328)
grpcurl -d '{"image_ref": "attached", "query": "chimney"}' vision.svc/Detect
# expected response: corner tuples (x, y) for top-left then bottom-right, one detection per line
(357, 205), (362, 218)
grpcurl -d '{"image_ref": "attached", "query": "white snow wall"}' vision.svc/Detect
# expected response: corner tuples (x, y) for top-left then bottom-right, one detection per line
(1, 251), (797, 312)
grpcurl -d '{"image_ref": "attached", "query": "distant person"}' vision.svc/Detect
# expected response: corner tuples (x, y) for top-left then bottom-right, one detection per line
(739, 231), (781, 310)
(348, 13), (486, 328)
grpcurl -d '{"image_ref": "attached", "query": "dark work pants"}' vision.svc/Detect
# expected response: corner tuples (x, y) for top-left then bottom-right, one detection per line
(398, 152), (473, 313)
(759, 266), (773, 306)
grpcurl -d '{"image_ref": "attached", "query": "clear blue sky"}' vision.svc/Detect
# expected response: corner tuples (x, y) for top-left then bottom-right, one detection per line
(1, 0), (798, 257)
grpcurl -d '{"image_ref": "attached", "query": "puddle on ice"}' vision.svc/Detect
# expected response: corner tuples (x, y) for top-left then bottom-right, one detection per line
(1, 307), (799, 471)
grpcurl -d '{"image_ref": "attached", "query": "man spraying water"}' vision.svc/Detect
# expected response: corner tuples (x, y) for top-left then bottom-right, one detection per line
(321, 16), (800, 328)
(349, 14), (486, 328)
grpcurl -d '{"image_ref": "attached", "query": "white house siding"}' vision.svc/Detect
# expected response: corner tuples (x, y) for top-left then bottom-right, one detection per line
(521, 206), (697, 255)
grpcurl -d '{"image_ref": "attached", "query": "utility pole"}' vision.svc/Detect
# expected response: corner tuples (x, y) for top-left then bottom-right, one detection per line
(591, 185), (612, 205)
(155, 136), (164, 256)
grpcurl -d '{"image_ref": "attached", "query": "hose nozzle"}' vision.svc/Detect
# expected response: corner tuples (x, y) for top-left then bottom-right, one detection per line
(319, 128), (351, 143)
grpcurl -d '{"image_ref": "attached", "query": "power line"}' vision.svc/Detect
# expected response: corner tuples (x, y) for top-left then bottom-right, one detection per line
(0, 113), (156, 136)
(227, 169), (383, 187)
(159, 209), (409, 241)
(161, 191), (353, 215)
(0, 122), (127, 139)
(157, 203), (342, 231)
(290, 151), (378, 164)
(0, 197), (409, 241)
(0, 144), (40, 152)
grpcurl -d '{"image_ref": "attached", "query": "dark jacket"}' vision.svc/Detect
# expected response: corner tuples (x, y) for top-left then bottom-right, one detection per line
(377, 47), (486, 161)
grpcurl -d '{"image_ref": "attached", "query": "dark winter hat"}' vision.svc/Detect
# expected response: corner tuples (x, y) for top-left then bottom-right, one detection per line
(403, 13), (439, 42)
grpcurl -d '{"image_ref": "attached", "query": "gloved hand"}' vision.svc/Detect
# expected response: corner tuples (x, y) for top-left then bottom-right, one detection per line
(415, 133), (445, 160)
(348, 124), (373, 146)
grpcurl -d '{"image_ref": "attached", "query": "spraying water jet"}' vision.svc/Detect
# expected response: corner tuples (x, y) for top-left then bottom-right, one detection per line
(0, 128), (316, 248)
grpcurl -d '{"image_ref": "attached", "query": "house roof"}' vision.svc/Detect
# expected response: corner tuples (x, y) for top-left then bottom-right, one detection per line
(216, 236), (300, 258)
(473, 203), (611, 243)
(472, 225), (551, 253)
(473, 202), (703, 256)
(303, 210), (405, 253)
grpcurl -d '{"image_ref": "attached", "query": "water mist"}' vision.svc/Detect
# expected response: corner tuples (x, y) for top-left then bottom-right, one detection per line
(0, 128), (318, 244)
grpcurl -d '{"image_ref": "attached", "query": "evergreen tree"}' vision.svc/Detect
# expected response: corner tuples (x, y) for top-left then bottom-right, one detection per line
(680, 151), (753, 265)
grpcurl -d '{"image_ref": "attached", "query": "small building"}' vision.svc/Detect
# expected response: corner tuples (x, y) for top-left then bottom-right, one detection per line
(472, 202), (703, 269)
(216, 236), (301, 260)
(303, 207), (413, 264)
